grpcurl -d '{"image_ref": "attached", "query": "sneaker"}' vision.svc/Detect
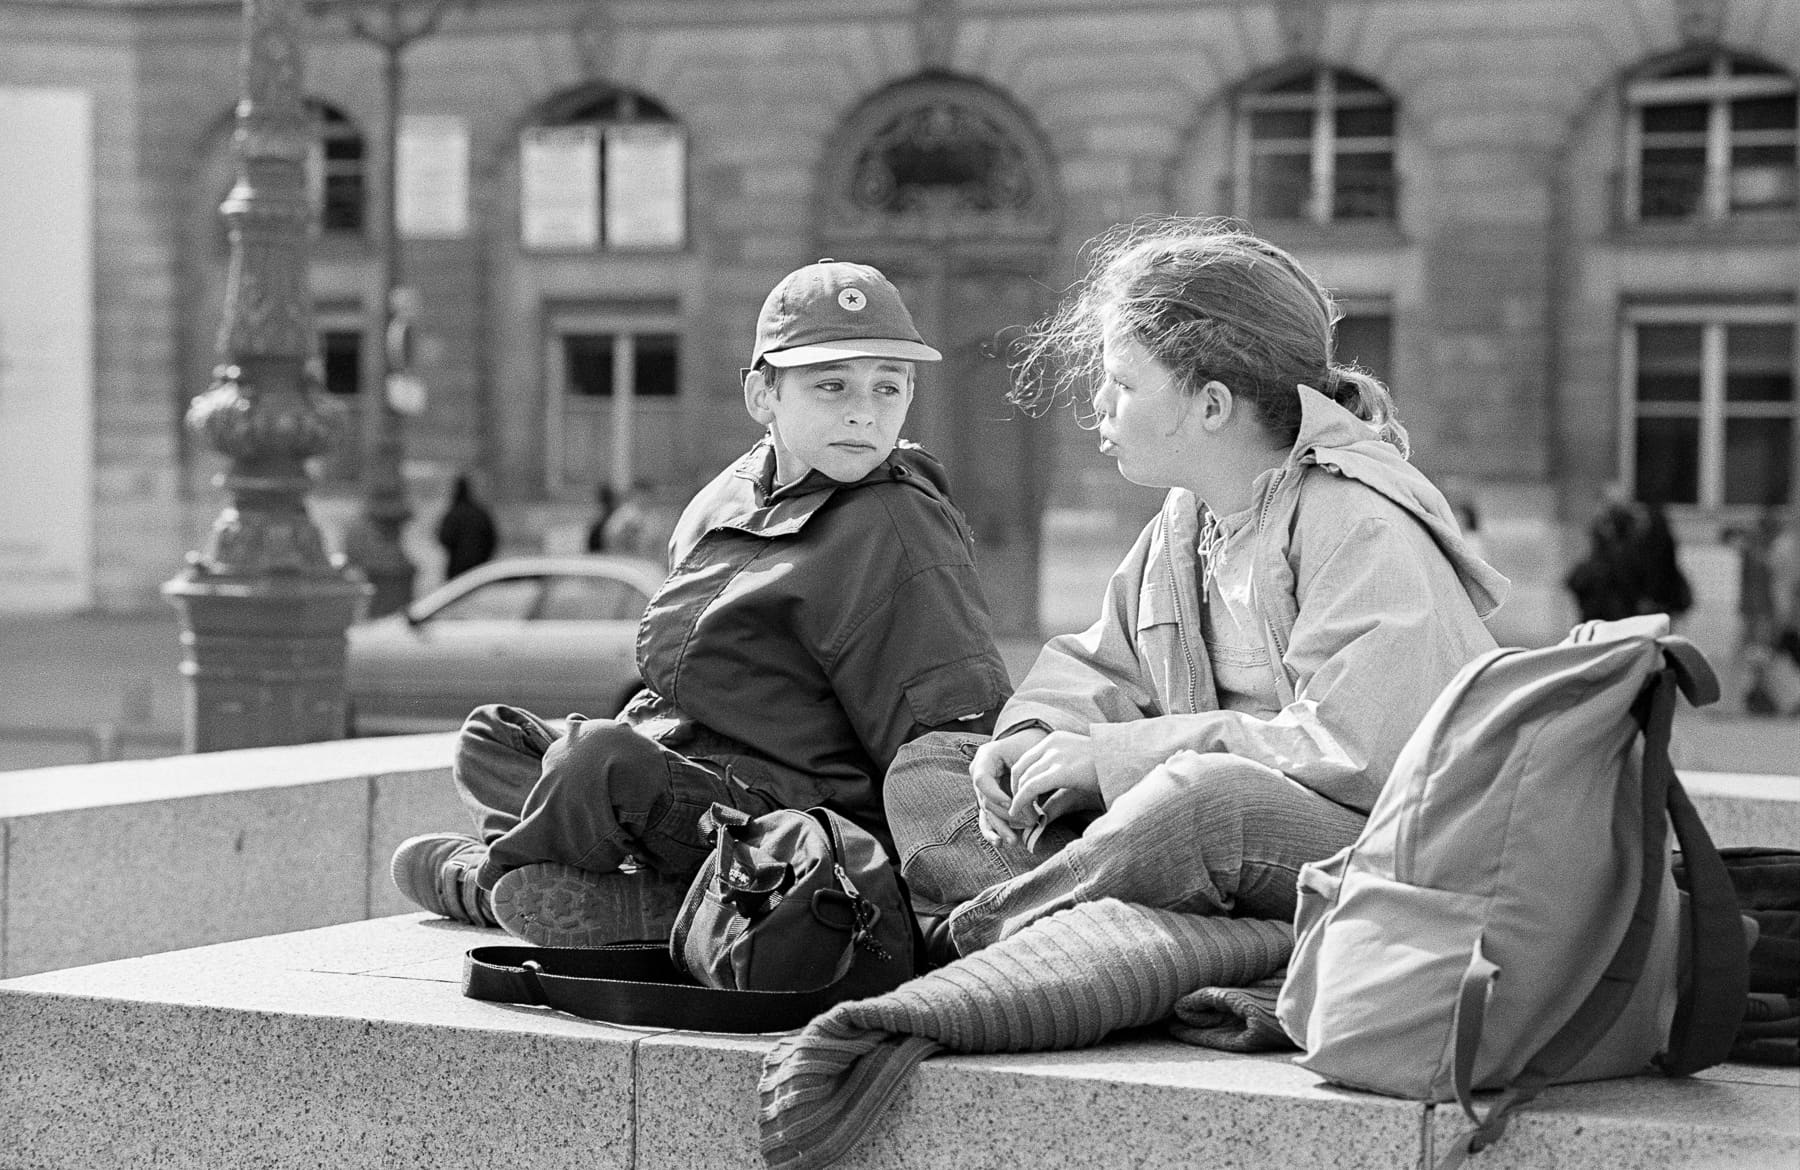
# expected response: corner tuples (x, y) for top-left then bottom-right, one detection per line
(390, 833), (498, 928)
(489, 862), (689, 948)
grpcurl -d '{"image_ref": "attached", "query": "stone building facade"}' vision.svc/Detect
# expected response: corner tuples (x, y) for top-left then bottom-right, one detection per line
(1, 0), (1795, 648)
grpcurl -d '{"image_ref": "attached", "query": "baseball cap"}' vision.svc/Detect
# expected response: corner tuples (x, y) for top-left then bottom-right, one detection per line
(751, 259), (942, 368)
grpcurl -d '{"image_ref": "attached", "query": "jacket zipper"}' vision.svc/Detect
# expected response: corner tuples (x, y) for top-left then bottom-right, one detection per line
(1254, 469), (1293, 675)
(1166, 527), (1200, 713)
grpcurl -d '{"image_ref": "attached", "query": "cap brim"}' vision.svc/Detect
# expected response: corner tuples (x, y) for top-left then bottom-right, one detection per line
(762, 338), (942, 367)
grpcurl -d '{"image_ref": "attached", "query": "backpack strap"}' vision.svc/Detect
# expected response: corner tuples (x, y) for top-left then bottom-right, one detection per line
(462, 942), (859, 1034)
(1436, 663), (1748, 1168)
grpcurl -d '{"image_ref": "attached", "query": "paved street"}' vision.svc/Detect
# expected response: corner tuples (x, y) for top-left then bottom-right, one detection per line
(3, 606), (1797, 777)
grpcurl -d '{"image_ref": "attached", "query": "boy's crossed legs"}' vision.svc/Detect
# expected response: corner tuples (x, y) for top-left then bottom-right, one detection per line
(393, 704), (777, 945)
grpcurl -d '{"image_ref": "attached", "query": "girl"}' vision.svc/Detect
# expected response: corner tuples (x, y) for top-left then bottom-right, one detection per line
(886, 219), (1509, 961)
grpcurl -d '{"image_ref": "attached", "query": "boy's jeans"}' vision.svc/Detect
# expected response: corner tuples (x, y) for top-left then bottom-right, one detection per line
(452, 704), (778, 889)
(884, 731), (1367, 955)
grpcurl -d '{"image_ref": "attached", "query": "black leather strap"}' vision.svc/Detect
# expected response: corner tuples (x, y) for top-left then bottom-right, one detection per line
(462, 942), (853, 1034)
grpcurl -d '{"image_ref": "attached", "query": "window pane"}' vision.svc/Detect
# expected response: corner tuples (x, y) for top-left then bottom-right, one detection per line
(1335, 315), (1393, 389)
(1638, 147), (1707, 218)
(635, 332), (679, 397)
(431, 577), (540, 622)
(1265, 74), (1317, 96)
(1732, 94), (1797, 132)
(1250, 153), (1311, 219)
(1636, 324), (1704, 401)
(1642, 103), (1709, 134)
(1250, 108), (1313, 139)
(1334, 160), (1396, 219)
(320, 173), (363, 232)
(1729, 151), (1798, 210)
(1634, 417), (1701, 504)
(1730, 58), (1787, 78)
(538, 575), (647, 622)
(1723, 417), (1792, 506)
(1334, 73), (1382, 96)
(1726, 324), (1795, 402)
(565, 334), (615, 397)
(1335, 105), (1394, 138)
(320, 330), (361, 396)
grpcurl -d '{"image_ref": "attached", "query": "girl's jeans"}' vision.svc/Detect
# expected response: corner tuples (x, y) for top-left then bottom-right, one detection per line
(884, 731), (1367, 955)
(451, 704), (777, 889)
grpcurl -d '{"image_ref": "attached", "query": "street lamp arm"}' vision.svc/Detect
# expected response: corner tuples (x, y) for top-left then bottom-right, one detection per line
(321, 0), (469, 53)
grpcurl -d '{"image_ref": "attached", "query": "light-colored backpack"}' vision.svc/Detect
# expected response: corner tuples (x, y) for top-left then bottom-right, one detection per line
(1276, 615), (1750, 1167)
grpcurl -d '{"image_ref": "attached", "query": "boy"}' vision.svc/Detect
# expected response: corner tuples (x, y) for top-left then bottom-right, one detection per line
(393, 259), (1013, 945)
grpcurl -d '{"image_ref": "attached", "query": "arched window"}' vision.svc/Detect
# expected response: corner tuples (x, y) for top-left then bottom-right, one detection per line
(1624, 51), (1797, 222)
(1232, 67), (1397, 224)
(308, 99), (366, 235)
(819, 74), (1059, 242)
(520, 87), (685, 251)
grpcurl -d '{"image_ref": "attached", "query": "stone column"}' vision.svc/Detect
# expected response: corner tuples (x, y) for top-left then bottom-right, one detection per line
(162, 0), (371, 752)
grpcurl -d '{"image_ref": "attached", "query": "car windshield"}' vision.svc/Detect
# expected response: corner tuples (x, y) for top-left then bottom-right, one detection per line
(539, 575), (649, 622)
(429, 576), (541, 622)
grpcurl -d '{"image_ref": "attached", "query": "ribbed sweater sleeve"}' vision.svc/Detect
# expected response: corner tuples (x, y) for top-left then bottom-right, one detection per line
(757, 900), (1292, 1170)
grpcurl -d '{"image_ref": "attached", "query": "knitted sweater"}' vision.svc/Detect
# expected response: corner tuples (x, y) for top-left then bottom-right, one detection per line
(757, 900), (1292, 1170)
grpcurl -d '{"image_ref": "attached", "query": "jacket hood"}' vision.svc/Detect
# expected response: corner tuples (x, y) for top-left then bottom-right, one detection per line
(1285, 386), (1509, 618)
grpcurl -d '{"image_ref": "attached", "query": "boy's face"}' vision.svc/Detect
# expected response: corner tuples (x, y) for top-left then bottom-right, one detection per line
(745, 356), (914, 484)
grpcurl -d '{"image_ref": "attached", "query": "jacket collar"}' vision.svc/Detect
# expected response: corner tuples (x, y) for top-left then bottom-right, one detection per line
(715, 437), (944, 539)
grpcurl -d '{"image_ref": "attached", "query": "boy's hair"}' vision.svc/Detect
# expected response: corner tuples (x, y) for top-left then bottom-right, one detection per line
(1009, 216), (1409, 457)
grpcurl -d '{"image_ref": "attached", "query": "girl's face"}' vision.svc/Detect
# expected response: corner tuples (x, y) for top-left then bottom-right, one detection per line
(747, 357), (915, 484)
(1092, 330), (1206, 491)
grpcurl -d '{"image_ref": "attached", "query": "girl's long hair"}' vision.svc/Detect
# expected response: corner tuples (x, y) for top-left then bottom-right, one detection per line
(1009, 216), (1410, 457)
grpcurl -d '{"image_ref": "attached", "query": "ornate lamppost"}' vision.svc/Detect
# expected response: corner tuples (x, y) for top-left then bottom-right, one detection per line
(322, 0), (463, 617)
(163, 0), (370, 752)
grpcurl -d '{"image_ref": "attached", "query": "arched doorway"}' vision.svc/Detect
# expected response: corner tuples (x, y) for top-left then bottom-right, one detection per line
(816, 74), (1062, 637)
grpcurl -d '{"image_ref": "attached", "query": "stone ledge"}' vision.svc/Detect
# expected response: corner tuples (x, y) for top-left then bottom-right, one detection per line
(0, 733), (460, 977)
(2, 734), (1794, 978)
(1, 915), (1793, 1170)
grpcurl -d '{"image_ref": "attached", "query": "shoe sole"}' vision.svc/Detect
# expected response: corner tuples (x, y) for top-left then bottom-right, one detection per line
(490, 862), (689, 947)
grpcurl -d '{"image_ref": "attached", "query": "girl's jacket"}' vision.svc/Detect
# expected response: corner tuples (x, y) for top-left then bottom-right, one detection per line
(1000, 387), (1510, 815)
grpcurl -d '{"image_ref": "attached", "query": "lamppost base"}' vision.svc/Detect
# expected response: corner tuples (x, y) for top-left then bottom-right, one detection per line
(162, 566), (372, 753)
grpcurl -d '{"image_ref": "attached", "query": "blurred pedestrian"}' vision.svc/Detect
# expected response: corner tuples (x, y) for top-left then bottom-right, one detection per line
(435, 473), (499, 580)
(1564, 487), (1691, 624)
(1728, 507), (1800, 715)
(584, 483), (618, 552)
(599, 483), (652, 557)
(1636, 498), (1693, 620)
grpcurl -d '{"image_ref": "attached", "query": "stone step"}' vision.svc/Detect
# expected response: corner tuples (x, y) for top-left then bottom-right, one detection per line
(1, 915), (1793, 1169)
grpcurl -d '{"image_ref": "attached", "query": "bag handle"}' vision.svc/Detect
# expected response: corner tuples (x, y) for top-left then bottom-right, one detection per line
(462, 941), (862, 1034)
(1437, 664), (1748, 1167)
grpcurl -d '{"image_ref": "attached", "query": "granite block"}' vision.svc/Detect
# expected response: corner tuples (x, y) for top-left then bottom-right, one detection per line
(366, 763), (467, 918)
(4, 779), (369, 977)
(0, 984), (634, 1169)
(1684, 772), (1800, 850)
(0, 915), (643, 1169)
(1423, 1069), (1799, 1169)
(637, 1031), (1425, 1170)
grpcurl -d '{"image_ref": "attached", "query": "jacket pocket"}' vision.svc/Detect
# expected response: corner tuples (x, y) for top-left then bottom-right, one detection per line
(902, 655), (1009, 728)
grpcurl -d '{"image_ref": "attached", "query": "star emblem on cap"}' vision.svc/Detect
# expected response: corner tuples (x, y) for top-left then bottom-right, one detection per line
(838, 287), (868, 312)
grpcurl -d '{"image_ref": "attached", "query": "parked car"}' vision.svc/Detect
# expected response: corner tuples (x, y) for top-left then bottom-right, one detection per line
(345, 554), (667, 735)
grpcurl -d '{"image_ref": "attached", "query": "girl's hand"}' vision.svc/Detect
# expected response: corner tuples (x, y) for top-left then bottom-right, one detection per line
(969, 730), (1047, 847)
(1007, 731), (1104, 824)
